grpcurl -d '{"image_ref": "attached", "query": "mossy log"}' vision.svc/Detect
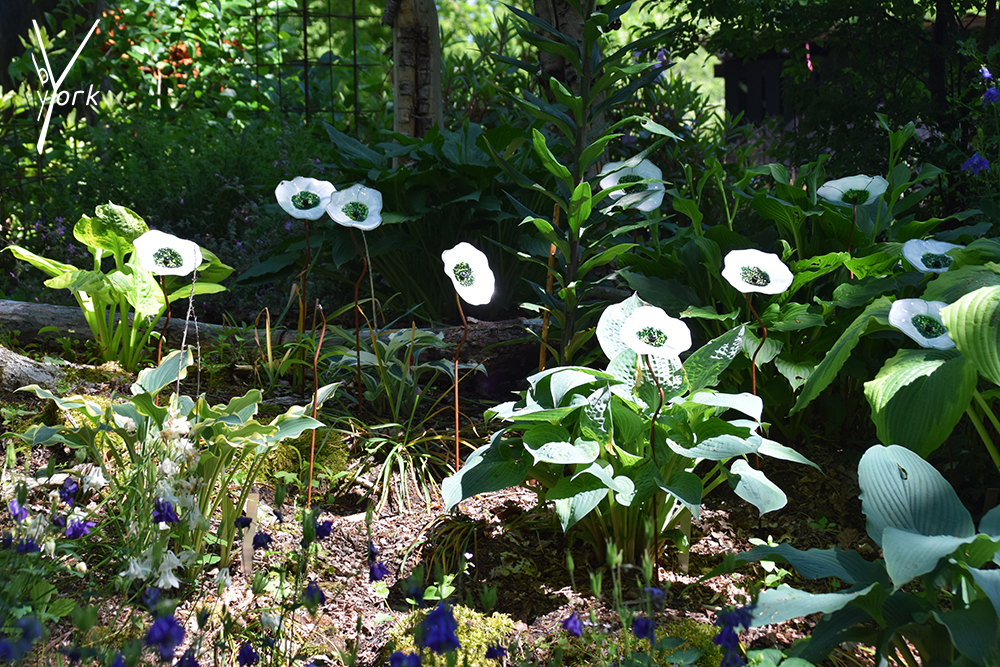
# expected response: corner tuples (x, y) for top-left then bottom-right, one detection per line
(0, 344), (113, 394)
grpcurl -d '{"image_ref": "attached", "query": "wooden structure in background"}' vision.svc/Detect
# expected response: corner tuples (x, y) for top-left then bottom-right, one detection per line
(383, 0), (442, 137)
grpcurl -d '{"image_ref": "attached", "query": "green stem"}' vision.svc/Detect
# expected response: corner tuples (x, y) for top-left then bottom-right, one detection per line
(965, 404), (1000, 474)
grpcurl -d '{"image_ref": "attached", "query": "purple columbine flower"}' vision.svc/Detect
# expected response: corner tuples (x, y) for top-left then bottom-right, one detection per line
(252, 531), (272, 551)
(632, 616), (655, 641)
(561, 612), (583, 638)
(237, 642), (259, 666)
(176, 651), (200, 667)
(303, 581), (326, 607)
(146, 615), (185, 660)
(16, 539), (39, 554)
(485, 643), (507, 660)
(369, 560), (391, 582)
(419, 603), (461, 655)
(713, 605), (755, 667)
(982, 65), (993, 79)
(153, 499), (179, 524)
(8, 500), (27, 523)
(984, 87), (1000, 104)
(234, 516), (252, 530)
(60, 478), (79, 507)
(963, 152), (991, 176)
(64, 519), (96, 539)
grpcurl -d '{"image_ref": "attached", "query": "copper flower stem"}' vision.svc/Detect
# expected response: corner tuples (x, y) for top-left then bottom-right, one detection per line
(298, 219), (312, 390)
(644, 354), (666, 583)
(745, 293), (766, 396)
(846, 204), (857, 279)
(307, 301), (326, 508)
(349, 228), (368, 419)
(539, 203), (561, 371)
(454, 292), (470, 471)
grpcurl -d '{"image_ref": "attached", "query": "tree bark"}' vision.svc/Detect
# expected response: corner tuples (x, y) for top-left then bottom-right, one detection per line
(0, 345), (106, 394)
(533, 0), (586, 98)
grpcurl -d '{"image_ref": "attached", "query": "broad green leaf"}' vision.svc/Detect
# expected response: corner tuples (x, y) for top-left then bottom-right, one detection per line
(742, 329), (783, 367)
(933, 599), (1000, 667)
(968, 567), (1000, 617)
(756, 436), (820, 470)
(759, 302), (825, 332)
(579, 243), (635, 278)
(843, 252), (897, 279)
(682, 325), (746, 394)
(858, 445), (974, 547)
(549, 475), (608, 530)
(442, 439), (531, 510)
(44, 270), (106, 295)
(736, 543), (890, 585)
(5, 245), (79, 279)
(567, 182), (592, 235)
(730, 459), (787, 516)
(548, 76), (583, 122)
(774, 356), (815, 392)
(689, 391), (763, 422)
(751, 584), (877, 628)
(790, 297), (892, 415)
(665, 432), (758, 461)
(922, 264), (1000, 303)
(941, 285), (1000, 387)
(783, 252), (849, 302)
(573, 461), (635, 505)
(658, 469), (703, 520)
(108, 268), (163, 317)
(864, 349), (977, 457)
(523, 427), (599, 466)
(672, 197), (703, 227)
(167, 282), (226, 302)
(621, 271), (701, 316)
(531, 128), (572, 185)
(882, 527), (997, 589)
(132, 348), (194, 396)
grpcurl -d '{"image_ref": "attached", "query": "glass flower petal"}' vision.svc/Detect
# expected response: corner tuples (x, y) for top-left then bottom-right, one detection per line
(721, 249), (793, 295)
(133, 231), (203, 277)
(598, 159), (665, 212)
(619, 306), (692, 357)
(901, 239), (964, 274)
(816, 174), (888, 206)
(274, 177), (336, 220)
(441, 242), (495, 306)
(888, 299), (955, 349)
(326, 184), (383, 231)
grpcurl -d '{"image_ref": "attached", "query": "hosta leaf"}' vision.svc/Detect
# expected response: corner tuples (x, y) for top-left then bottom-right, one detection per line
(730, 459), (787, 516)
(683, 325), (746, 394)
(442, 438), (531, 510)
(750, 584), (877, 628)
(941, 285), (1000, 387)
(549, 476), (608, 530)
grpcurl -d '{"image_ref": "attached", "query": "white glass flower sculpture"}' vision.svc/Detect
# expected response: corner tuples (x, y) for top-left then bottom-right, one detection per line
(133, 230), (203, 277)
(619, 306), (691, 357)
(327, 184), (383, 231)
(441, 242), (495, 306)
(888, 299), (955, 349)
(721, 249), (794, 295)
(901, 239), (964, 274)
(816, 174), (889, 206)
(274, 176), (336, 220)
(598, 159), (665, 212)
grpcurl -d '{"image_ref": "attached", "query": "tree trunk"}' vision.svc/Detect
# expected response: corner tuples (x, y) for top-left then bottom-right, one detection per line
(0, 345), (106, 394)
(533, 0), (586, 98)
(391, 0), (443, 139)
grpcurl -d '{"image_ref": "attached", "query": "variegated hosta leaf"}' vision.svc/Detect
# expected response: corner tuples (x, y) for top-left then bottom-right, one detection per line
(604, 348), (685, 409)
(597, 293), (648, 361)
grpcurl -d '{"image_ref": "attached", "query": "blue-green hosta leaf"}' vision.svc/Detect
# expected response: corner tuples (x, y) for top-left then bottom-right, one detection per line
(573, 461), (635, 505)
(730, 459), (787, 516)
(442, 438), (531, 510)
(549, 475), (608, 530)
(980, 504), (1000, 536)
(881, 527), (989, 589)
(689, 391), (763, 423)
(665, 430), (759, 461)
(657, 470), (703, 520)
(864, 348), (978, 458)
(941, 285), (1000, 387)
(597, 293), (646, 361)
(750, 584), (877, 628)
(683, 325), (746, 394)
(756, 436), (821, 470)
(791, 297), (892, 415)
(858, 445), (974, 547)
(932, 599), (1000, 667)
(523, 431), (600, 466)
(736, 543), (889, 585)
(774, 356), (815, 392)
(131, 349), (194, 396)
(18, 385), (104, 418)
(968, 568), (1000, 617)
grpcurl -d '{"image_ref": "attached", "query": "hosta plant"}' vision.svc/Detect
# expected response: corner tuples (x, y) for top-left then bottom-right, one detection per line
(710, 444), (1000, 666)
(443, 294), (816, 562)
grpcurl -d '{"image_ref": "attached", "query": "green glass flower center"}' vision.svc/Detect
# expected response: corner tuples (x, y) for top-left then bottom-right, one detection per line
(342, 202), (369, 222)
(921, 252), (952, 270)
(153, 247), (183, 269)
(637, 326), (667, 347)
(291, 191), (320, 210)
(912, 314), (947, 339)
(740, 266), (771, 287)
(453, 262), (475, 287)
(619, 174), (647, 194)
(841, 189), (870, 206)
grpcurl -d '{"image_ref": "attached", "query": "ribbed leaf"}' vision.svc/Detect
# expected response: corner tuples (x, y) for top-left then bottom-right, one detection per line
(933, 599), (1000, 667)
(132, 348), (193, 396)
(751, 584), (877, 628)
(969, 567), (1000, 617)
(864, 349), (977, 457)
(941, 285), (1000, 387)
(682, 325), (745, 394)
(523, 431), (599, 466)
(657, 469), (703, 520)
(442, 439), (530, 510)
(735, 543), (890, 585)
(549, 475), (608, 530)
(921, 265), (1000, 303)
(731, 459), (787, 516)
(858, 445), (974, 547)
(882, 527), (979, 588)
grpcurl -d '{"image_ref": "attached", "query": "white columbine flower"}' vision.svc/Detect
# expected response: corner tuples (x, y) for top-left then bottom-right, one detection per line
(156, 550), (184, 589)
(901, 239), (964, 273)
(326, 184), (383, 231)
(619, 306), (692, 357)
(598, 159), (665, 212)
(120, 556), (152, 581)
(274, 176), (336, 220)
(888, 299), (955, 349)
(133, 230), (204, 277)
(81, 466), (108, 494)
(817, 174), (889, 206)
(722, 249), (794, 295)
(441, 242), (495, 306)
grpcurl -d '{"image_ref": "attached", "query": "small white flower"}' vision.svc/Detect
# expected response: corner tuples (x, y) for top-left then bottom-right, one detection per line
(441, 242), (495, 306)
(722, 249), (794, 295)
(326, 184), (383, 231)
(156, 550), (183, 589)
(261, 611), (282, 632)
(120, 556), (152, 580)
(221, 87), (236, 98)
(889, 299), (955, 349)
(598, 159), (665, 212)
(817, 174), (889, 206)
(133, 230), (203, 277)
(619, 306), (692, 357)
(901, 239), (964, 273)
(81, 466), (107, 494)
(158, 458), (180, 477)
(214, 567), (232, 590)
(75, 561), (88, 575)
(161, 412), (191, 440)
(274, 176), (336, 220)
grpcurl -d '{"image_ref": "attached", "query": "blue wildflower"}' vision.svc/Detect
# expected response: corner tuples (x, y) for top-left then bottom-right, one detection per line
(561, 612), (582, 638)
(65, 519), (96, 539)
(234, 516), (252, 530)
(485, 643), (507, 660)
(368, 541), (379, 560)
(370, 560), (391, 582)
(53, 516), (66, 528)
(315, 519), (333, 540)
(303, 581), (326, 607)
(643, 586), (665, 611)
(176, 650), (200, 667)
(153, 499), (179, 524)
(60, 478), (79, 506)
(16, 538), (39, 554)
(632, 616), (655, 642)
(109, 652), (125, 667)
(16, 617), (42, 643)
(389, 653), (421, 667)
(146, 614), (185, 660)
(713, 605), (755, 667)
(982, 65), (993, 79)
(252, 531), (272, 551)
(985, 88), (1000, 104)
(963, 152), (991, 175)
(419, 603), (461, 655)
(142, 587), (161, 614)
(8, 500), (27, 523)
(237, 642), (259, 666)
